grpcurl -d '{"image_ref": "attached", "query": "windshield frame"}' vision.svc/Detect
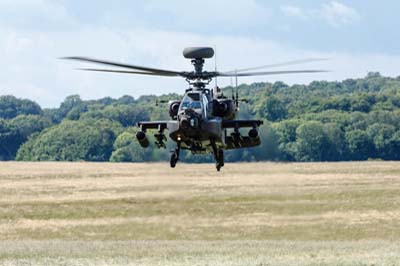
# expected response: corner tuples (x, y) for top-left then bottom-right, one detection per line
(179, 93), (203, 111)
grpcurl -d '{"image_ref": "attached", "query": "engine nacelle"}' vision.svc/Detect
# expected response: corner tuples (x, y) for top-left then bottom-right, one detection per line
(168, 101), (181, 119)
(136, 131), (149, 148)
(212, 99), (235, 119)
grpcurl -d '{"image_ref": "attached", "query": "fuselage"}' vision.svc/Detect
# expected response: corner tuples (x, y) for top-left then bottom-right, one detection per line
(167, 88), (233, 153)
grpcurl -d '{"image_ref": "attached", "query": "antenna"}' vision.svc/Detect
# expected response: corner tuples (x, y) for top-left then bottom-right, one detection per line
(230, 71), (235, 102)
(235, 69), (239, 109)
(214, 45), (218, 87)
(231, 81), (234, 102)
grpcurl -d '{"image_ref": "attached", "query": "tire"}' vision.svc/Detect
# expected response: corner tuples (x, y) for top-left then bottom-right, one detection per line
(216, 160), (222, 171)
(170, 152), (177, 168)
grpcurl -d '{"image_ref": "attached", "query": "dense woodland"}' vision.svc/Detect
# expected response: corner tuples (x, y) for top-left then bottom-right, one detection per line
(1, 72), (400, 162)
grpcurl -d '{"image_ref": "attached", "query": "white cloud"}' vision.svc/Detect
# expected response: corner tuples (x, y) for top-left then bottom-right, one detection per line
(0, 0), (74, 28)
(281, 5), (306, 19)
(145, 0), (270, 29)
(280, 1), (361, 26)
(3, 33), (33, 52)
(321, 1), (361, 26)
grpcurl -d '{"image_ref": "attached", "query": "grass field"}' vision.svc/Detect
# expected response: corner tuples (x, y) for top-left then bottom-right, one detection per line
(0, 161), (399, 265)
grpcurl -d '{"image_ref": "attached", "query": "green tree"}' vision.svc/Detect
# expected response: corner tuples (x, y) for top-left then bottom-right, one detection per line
(66, 105), (88, 120)
(322, 123), (345, 161)
(9, 115), (52, 139)
(52, 95), (84, 123)
(367, 123), (396, 159)
(81, 105), (149, 127)
(345, 130), (373, 160)
(117, 95), (135, 105)
(295, 121), (328, 161)
(260, 96), (287, 122)
(17, 119), (122, 161)
(0, 119), (17, 160)
(388, 131), (400, 160)
(273, 119), (301, 143)
(0, 95), (42, 119)
(111, 129), (155, 162)
(2, 72), (400, 163)
(273, 119), (301, 161)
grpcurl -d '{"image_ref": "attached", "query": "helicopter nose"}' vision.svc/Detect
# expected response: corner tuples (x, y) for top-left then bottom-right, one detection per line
(180, 118), (190, 130)
(180, 112), (199, 130)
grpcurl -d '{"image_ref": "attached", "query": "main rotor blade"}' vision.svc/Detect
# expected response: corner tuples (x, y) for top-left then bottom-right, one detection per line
(224, 58), (329, 74)
(218, 70), (329, 77)
(78, 68), (179, 77)
(62, 56), (183, 76)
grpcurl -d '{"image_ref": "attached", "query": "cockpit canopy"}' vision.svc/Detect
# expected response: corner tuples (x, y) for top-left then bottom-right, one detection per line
(180, 92), (202, 112)
(179, 90), (213, 118)
(180, 101), (202, 110)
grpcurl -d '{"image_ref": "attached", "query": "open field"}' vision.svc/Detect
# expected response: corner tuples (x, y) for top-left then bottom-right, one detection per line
(0, 161), (400, 265)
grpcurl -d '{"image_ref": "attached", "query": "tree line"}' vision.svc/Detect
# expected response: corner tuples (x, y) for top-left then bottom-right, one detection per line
(1, 72), (399, 162)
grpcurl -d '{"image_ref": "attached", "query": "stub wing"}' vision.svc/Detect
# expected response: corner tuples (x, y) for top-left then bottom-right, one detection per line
(222, 119), (263, 129)
(137, 121), (168, 131)
(137, 121), (179, 149)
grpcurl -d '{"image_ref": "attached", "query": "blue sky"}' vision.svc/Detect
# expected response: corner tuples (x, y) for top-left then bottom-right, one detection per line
(1, 0), (399, 107)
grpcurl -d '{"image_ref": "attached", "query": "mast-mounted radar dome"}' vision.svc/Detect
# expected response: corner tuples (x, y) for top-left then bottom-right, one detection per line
(183, 47), (214, 59)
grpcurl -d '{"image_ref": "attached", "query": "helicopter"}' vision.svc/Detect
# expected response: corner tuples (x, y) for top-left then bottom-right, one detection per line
(63, 47), (326, 171)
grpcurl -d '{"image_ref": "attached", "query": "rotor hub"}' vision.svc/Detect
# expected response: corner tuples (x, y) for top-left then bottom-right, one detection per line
(192, 58), (205, 74)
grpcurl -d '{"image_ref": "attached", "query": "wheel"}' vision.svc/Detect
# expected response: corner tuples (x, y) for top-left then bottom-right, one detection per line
(170, 152), (178, 168)
(216, 159), (223, 171)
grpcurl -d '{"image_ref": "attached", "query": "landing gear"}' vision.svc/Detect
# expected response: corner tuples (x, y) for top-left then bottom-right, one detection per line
(170, 152), (178, 168)
(216, 149), (224, 172)
(170, 142), (181, 168)
(211, 138), (224, 172)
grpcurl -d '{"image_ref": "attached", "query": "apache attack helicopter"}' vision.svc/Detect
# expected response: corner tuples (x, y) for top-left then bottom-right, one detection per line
(63, 47), (326, 171)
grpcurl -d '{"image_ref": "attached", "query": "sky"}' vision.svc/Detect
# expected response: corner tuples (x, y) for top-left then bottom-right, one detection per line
(1, 0), (400, 107)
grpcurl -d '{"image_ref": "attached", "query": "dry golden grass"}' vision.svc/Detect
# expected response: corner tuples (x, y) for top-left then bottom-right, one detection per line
(0, 161), (400, 265)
